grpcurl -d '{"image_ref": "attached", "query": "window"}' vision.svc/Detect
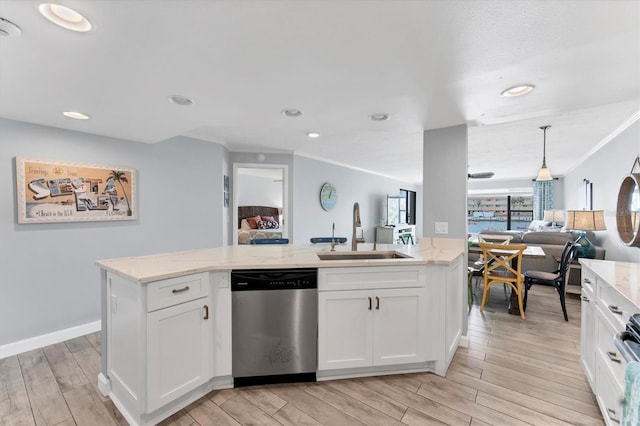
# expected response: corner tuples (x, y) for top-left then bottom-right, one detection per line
(467, 195), (533, 234)
(387, 189), (416, 225)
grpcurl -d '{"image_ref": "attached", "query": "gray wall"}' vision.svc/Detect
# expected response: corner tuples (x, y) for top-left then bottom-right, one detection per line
(0, 119), (226, 345)
(423, 125), (468, 337)
(423, 125), (468, 239)
(564, 118), (640, 262)
(291, 155), (420, 245)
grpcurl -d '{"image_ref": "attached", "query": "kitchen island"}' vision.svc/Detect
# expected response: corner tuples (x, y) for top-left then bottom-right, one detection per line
(97, 239), (465, 426)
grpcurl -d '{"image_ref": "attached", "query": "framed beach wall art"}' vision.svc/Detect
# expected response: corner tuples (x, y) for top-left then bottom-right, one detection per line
(16, 157), (136, 224)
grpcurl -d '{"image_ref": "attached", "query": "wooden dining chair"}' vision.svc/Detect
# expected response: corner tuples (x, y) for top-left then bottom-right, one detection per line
(479, 242), (527, 319)
(477, 234), (514, 299)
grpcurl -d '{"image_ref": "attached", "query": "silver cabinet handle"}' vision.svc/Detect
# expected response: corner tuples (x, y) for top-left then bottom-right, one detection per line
(581, 296), (590, 302)
(203, 305), (209, 320)
(608, 305), (623, 315)
(172, 286), (190, 294)
(375, 296), (380, 310)
(607, 351), (621, 364)
(368, 297), (372, 310)
(583, 278), (591, 284)
(607, 408), (620, 423)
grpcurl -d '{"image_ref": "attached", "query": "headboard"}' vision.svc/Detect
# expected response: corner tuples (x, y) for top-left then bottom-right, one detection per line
(238, 205), (280, 228)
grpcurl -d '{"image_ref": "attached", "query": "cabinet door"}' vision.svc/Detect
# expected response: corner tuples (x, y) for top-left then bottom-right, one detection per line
(580, 282), (596, 390)
(318, 290), (373, 370)
(373, 288), (426, 366)
(147, 297), (212, 412)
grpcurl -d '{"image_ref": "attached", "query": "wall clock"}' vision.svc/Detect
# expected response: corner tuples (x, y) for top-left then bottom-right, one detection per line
(320, 182), (337, 211)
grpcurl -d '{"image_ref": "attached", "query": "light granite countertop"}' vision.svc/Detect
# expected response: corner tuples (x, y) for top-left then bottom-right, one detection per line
(97, 238), (465, 284)
(580, 258), (640, 309)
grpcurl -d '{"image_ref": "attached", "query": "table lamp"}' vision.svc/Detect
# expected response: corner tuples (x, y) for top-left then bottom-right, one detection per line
(565, 210), (606, 258)
(543, 209), (565, 227)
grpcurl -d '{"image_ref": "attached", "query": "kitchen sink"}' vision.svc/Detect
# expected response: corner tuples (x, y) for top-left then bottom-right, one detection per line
(316, 250), (413, 260)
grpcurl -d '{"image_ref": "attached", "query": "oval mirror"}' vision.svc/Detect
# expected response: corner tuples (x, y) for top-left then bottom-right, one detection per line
(616, 173), (640, 247)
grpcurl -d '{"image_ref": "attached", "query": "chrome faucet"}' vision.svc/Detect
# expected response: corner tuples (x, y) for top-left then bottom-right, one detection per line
(352, 202), (361, 251)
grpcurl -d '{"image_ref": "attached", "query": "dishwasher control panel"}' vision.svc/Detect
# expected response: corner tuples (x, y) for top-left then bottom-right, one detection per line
(231, 268), (317, 291)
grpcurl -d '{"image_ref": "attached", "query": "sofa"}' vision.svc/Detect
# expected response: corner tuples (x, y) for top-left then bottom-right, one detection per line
(469, 230), (605, 289)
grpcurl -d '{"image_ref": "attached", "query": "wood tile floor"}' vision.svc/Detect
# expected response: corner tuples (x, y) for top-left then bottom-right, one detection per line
(1, 284), (603, 425)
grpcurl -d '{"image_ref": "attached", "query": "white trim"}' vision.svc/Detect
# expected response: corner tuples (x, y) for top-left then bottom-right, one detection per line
(294, 151), (416, 183)
(564, 110), (640, 176)
(458, 335), (470, 348)
(232, 163), (289, 246)
(0, 320), (101, 359)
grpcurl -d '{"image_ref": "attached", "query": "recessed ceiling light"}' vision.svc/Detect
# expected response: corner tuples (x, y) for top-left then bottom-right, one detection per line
(167, 95), (194, 106)
(307, 132), (320, 138)
(281, 109), (302, 117)
(63, 111), (89, 120)
(369, 113), (391, 121)
(0, 17), (22, 37)
(38, 3), (92, 32)
(500, 84), (535, 97)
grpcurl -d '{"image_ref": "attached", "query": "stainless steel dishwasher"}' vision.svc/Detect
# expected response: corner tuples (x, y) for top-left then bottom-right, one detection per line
(231, 268), (317, 387)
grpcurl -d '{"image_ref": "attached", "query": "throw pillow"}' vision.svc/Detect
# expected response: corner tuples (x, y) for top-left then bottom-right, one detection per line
(258, 220), (279, 229)
(246, 215), (261, 229)
(260, 215), (275, 222)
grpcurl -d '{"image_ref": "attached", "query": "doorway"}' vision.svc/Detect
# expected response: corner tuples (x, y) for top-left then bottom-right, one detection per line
(232, 164), (288, 245)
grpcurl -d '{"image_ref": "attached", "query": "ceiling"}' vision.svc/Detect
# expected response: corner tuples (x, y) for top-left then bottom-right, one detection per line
(1, 1), (638, 184)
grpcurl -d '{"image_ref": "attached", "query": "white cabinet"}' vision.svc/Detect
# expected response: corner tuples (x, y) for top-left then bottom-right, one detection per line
(373, 288), (426, 365)
(375, 225), (416, 244)
(318, 287), (426, 371)
(147, 297), (212, 412)
(580, 260), (639, 426)
(317, 261), (466, 379)
(580, 270), (596, 389)
(318, 290), (374, 369)
(101, 271), (231, 426)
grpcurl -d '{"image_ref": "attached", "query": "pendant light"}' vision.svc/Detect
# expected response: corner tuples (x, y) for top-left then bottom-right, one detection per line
(536, 125), (553, 181)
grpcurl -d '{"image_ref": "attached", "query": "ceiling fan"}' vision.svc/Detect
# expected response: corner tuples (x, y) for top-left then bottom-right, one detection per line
(468, 172), (495, 179)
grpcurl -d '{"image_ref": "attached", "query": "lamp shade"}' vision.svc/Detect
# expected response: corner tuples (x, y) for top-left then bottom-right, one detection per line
(543, 209), (565, 223)
(536, 165), (553, 181)
(565, 210), (606, 231)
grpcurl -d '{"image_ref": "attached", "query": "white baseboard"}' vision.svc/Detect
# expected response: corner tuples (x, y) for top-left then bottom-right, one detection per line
(0, 320), (101, 359)
(458, 335), (470, 348)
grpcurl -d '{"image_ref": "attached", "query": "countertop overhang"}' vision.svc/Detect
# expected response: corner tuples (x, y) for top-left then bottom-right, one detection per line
(580, 258), (640, 308)
(97, 238), (465, 284)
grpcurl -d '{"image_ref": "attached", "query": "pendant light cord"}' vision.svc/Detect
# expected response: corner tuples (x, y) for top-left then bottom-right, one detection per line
(540, 125), (550, 167)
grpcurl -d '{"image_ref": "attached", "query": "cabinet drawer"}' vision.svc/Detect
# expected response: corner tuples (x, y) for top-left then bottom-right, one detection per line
(596, 310), (627, 389)
(319, 266), (424, 291)
(147, 273), (210, 312)
(581, 268), (597, 289)
(595, 352), (624, 425)
(581, 273), (595, 299)
(597, 280), (635, 331)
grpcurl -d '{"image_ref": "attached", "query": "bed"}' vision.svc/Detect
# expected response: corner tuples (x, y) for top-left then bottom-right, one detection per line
(237, 205), (283, 245)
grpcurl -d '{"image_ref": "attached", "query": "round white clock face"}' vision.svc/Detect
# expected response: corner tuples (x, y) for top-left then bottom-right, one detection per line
(320, 183), (337, 211)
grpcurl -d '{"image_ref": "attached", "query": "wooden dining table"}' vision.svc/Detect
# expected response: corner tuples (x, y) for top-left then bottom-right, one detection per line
(469, 244), (546, 315)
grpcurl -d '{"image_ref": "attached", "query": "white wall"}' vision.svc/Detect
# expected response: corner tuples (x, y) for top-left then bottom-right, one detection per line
(291, 155), (420, 245)
(0, 119), (226, 346)
(564, 116), (640, 262)
(237, 174), (283, 207)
